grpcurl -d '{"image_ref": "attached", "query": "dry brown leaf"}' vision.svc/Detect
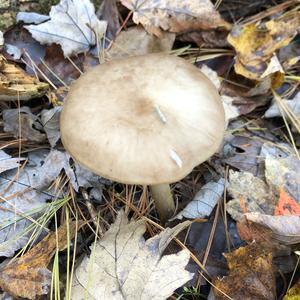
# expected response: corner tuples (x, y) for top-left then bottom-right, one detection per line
(226, 171), (276, 221)
(213, 243), (276, 300)
(72, 210), (193, 300)
(0, 221), (79, 299)
(120, 0), (230, 37)
(0, 55), (48, 101)
(228, 11), (300, 80)
(107, 26), (175, 59)
(245, 212), (300, 245)
(3, 107), (46, 142)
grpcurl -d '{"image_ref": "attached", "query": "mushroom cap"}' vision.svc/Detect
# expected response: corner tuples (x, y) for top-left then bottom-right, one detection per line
(60, 54), (225, 185)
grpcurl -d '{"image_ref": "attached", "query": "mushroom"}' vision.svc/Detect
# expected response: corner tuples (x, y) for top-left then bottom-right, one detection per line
(60, 54), (225, 223)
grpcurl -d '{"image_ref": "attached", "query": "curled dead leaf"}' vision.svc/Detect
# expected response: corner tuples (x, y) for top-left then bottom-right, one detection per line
(228, 12), (300, 80)
(120, 0), (231, 37)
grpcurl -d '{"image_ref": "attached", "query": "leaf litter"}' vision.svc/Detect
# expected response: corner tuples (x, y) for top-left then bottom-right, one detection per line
(0, 0), (300, 299)
(72, 210), (193, 300)
(25, 0), (107, 57)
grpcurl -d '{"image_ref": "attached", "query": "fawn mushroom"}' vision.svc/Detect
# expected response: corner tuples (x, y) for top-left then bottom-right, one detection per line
(60, 54), (225, 223)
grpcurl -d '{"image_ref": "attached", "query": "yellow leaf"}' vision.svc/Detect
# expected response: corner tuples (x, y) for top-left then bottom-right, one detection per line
(228, 11), (300, 80)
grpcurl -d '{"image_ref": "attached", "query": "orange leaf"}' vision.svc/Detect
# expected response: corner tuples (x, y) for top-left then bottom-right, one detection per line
(275, 188), (300, 216)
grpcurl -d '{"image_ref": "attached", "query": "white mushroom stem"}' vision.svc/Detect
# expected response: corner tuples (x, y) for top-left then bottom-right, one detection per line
(150, 184), (175, 224)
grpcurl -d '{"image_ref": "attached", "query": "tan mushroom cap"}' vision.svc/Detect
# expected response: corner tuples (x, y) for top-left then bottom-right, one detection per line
(60, 54), (225, 185)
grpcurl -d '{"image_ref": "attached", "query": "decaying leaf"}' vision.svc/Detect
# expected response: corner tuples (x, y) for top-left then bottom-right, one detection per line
(226, 170), (276, 221)
(33, 149), (104, 202)
(265, 91), (300, 120)
(16, 12), (50, 25)
(0, 148), (103, 257)
(25, 0), (107, 57)
(284, 276), (300, 300)
(120, 0), (230, 37)
(97, 0), (120, 42)
(223, 135), (264, 175)
(72, 211), (193, 300)
(107, 26), (175, 59)
(228, 12), (300, 80)
(0, 56), (48, 101)
(275, 189), (300, 216)
(0, 150), (52, 257)
(213, 243), (276, 300)
(246, 212), (300, 245)
(174, 178), (224, 220)
(3, 107), (46, 143)
(265, 154), (300, 201)
(40, 106), (62, 147)
(0, 150), (25, 174)
(0, 221), (79, 299)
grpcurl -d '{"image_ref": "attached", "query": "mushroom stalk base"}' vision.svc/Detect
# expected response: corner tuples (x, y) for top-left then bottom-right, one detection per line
(150, 184), (175, 224)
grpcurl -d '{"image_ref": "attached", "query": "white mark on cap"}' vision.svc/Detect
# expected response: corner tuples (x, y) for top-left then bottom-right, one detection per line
(154, 104), (167, 124)
(170, 149), (182, 168)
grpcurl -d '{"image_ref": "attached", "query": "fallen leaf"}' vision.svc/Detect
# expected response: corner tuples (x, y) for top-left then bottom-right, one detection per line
(265, 91), (300, 119)
(38, 44), (83, 86)
(220, 95), (240, 125)
(97, 0), (120, 43)
(226, 171), (275, 221)
(221, 82), (270, 115)
(265, 154), (300, 201)
(178, 29), (229, 48)
(223, 136), (263, 175)
(228, 12), (300, 80)
(3, 107), (46, 143)
(174, 178), (224, 220)
(246, 212), (300, 245)
(284, 276), (300, 300)
(237, 219), (273, 244)
(187, 215), (243, 259)
(0, 55), (48, 101)
(16, 12), (50, 24)
(0, 150), (52, 257)
(107, 26), (175, 59)
(3, 24), (46, 69)
(5, 43), (22, 60)
(40, 106), (62, 147)
(120, 0), (230, 37)
(275, 188), (300, 216)
(0, 150), (25, 174)
(25, 0), (107, 57)
(0, 221), (79, 299)
(31, 149), (105, 202)
(213, 243), (276, 300)
(72, 210), (193, 299)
